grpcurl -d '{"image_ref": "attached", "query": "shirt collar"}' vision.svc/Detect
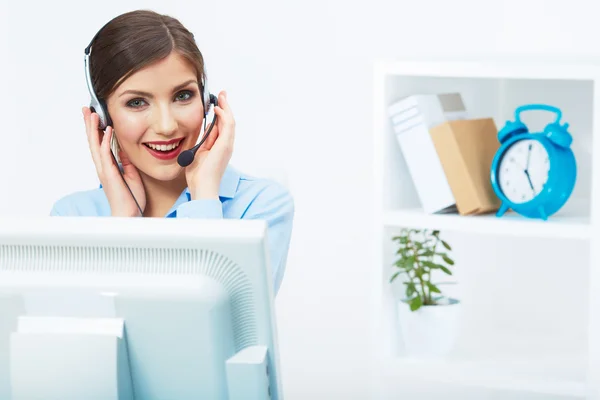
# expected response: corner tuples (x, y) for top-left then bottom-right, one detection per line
(100, 164), (241, 201)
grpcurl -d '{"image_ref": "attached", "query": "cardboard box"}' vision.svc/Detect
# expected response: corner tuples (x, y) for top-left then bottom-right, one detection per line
(429, 118), (502, 215)
(387, 93), (468, 213)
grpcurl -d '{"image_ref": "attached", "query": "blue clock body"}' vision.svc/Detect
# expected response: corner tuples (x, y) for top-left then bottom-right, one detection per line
(490, 104), (577, 221)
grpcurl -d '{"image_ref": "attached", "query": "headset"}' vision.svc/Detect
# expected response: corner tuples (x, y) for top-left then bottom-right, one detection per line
(83, 17), (218, 216)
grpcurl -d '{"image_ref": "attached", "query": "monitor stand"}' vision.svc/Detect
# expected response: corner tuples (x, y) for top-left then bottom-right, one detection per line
(226, 345), (272, 399)
(9, 316), (134, 400)
(8, 316), (274, 400)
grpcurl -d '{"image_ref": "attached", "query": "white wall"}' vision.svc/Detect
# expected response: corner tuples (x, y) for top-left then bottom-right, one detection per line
(1, 0), (600, 398)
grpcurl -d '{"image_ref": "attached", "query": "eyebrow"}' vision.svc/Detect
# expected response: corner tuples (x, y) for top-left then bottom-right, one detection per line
(118, 79), (198, 98)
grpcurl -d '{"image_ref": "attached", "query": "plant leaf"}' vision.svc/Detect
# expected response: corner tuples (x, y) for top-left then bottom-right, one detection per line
(390, 271), (401, 283)
(441, 240), (452, 250)
(409, 296), (422, 311)
(440, 266), (453, 275)
(418, 250), (435, 257)
(395, 256), (415, 269)
(426, 282), (441, 293)
(396, 247), (410, 255)
(404, 282), (417, 298)
(413, 268), (422, 279)
(442, 255), (455, 265)
(421, 261), (440, 269)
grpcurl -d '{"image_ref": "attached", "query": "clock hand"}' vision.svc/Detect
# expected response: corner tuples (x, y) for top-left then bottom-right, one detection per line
(526, 144), (532, 170)
(524, 170), (535, 194)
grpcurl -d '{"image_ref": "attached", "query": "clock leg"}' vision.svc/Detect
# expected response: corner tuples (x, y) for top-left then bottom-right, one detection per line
(538, 206), (548, 221)
(496, 202), (510, 217)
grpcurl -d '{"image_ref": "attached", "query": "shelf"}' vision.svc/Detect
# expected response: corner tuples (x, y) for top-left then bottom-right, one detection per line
(372, 59), (600, 399)
(382, 208), (590, 240)
(374, 60), (596, 226)
(382, 354), (586, 398)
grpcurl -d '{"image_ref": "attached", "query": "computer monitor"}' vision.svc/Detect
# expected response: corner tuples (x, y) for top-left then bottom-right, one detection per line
(0, 216), (282, 400)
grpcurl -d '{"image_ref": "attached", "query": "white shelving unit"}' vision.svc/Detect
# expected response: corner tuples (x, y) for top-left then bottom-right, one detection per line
(371, 60), (600, 400)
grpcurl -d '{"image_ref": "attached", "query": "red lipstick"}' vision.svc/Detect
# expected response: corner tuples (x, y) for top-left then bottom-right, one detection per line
(143, 138), (184, 161)
(144, 138), (184, 145)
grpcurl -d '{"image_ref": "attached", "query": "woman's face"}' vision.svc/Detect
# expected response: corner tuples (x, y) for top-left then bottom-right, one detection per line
(106, 51), (205, 182)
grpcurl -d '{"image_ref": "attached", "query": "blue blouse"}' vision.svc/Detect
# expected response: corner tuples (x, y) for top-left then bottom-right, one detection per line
(50, 165), (295, 295)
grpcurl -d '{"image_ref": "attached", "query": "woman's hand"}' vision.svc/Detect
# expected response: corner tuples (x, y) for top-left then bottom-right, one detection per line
(83, 107), (146, 217)
(185, 91), (235, 200)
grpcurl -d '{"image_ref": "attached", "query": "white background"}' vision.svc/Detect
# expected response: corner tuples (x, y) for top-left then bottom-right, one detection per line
(1, 0), (600, 398)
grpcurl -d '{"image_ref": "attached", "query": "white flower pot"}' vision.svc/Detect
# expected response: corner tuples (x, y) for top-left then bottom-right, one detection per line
(396, 297), (461, 359)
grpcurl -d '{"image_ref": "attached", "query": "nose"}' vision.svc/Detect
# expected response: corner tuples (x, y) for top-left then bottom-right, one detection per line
(152, 103), (178, 137)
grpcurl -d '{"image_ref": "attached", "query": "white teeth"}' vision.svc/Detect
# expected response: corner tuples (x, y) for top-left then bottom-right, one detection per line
(145, 141), (181, 151)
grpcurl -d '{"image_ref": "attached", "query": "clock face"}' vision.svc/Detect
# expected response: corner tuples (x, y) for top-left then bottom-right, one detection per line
(497, 139), (550, 204)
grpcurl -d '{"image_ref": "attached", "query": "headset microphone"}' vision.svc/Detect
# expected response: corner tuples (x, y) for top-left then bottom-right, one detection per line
(177, 94), (218, 167)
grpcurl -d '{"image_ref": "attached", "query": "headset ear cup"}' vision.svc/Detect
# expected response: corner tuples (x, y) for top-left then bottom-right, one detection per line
(498, 120), (528, 143)
(200, 81), (209, 115)
(99, 99), (113, 128)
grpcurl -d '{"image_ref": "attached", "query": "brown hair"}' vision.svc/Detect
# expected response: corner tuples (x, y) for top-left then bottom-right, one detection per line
(89, 9), (205, 101)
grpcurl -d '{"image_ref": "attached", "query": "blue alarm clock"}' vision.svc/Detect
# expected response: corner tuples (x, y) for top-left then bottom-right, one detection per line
(490, 104), (577, 220)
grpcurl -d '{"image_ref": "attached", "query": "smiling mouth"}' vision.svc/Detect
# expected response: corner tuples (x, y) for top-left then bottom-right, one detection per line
(143, 138), (184, 152)
(143, 138), (185, 160)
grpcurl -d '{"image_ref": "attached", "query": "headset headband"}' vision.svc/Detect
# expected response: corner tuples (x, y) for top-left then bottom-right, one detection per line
(84, 17), (112, 56)
(84, 16), (211, 131)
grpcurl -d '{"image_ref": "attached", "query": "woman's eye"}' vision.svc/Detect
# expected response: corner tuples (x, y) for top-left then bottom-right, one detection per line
(127, 99), (147, 108)
(175, 91), (194, 101)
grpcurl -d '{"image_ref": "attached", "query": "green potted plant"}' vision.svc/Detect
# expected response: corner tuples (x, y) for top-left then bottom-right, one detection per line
(390, 228), (460, 358)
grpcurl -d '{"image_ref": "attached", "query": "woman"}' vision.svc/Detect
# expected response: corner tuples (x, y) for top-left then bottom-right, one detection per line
(50, 9), (294, 295)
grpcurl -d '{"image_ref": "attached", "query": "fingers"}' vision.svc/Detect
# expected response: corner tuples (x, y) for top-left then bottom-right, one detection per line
(119, 148), (132, 167)
(217, 91), (232, 113)
(199, 120), (219, 151)
(99, 126), (120, 180)
(82, 107), (91, 137)
(83, 107), (103, 175)
(118, 148), (138, 180)
(212, 91), (235, 152)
